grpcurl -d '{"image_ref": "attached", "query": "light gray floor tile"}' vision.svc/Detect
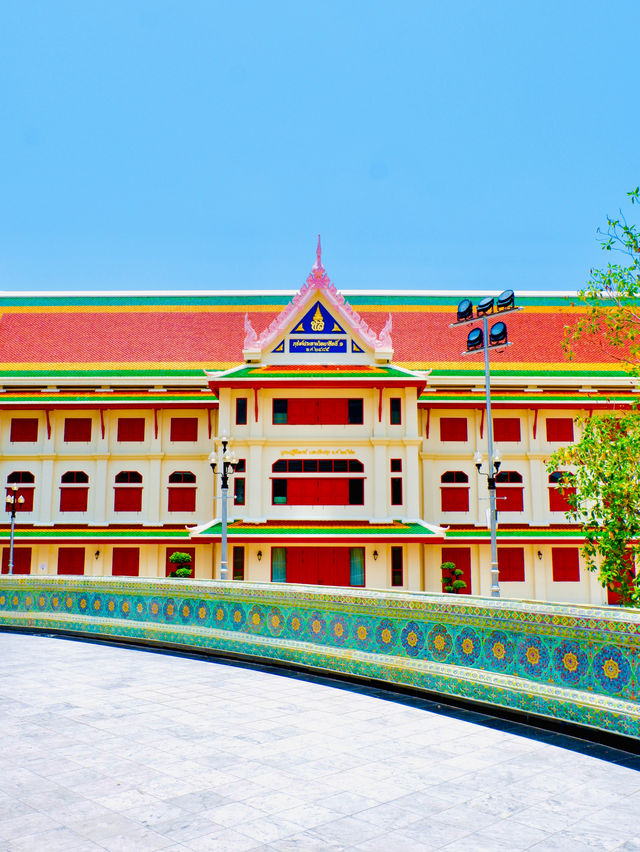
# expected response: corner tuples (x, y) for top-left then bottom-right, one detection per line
(1, 633), (639, 852)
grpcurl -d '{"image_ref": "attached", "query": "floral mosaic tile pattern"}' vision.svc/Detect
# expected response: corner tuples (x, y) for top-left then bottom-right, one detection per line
(1, 577), (639, 739)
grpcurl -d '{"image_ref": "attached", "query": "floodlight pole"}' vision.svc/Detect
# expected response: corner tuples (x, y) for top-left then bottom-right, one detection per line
(481, 315), (500, 598)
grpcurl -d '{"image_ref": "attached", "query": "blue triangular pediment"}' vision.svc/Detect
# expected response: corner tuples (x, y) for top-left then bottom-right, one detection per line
(291, 301), (346, 335)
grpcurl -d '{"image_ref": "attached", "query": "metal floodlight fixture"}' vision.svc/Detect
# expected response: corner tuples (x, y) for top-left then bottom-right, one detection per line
(457, 298), (473, 323)
(489, 321), (507, 347)
(474, 450), (483, 470)
(476, 296), (494, 317)
(466, 327), (484, 351)
(496, 289), (515, 311)
(492, 447), (502, 471)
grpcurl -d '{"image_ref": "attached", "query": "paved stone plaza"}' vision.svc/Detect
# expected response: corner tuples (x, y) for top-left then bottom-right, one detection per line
(0, 633), (639, 851)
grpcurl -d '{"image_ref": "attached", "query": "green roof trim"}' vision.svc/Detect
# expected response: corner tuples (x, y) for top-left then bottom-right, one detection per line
(0, 528), (191, 540)
(193, 521), (440, 538)
(0, 369), (209, 378)
(214, 365), (422, 380)
(429, 368), (631, 378)
(0, 394), (217, 405)
(446, 529), (584, 539)
(419, 393), (636, 404)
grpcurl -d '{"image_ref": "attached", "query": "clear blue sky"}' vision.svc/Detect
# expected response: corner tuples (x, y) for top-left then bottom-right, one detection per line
(2, 1), (638, 292)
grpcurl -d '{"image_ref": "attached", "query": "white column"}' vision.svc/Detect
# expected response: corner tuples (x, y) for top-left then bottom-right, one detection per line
(371, 441), (388, 521)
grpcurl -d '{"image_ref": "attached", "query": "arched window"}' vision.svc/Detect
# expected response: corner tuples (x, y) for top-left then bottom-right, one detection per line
(6, 471), (35, 512)
(168, 470), (197, 512)
(548, 471), (576, 513)
(440, 471), (469, 512)
(61, 471), (89, 484)
(114, 471), (143, 512)
(115, 471), (143, 484)
(168, 471), (196, 484)
(495, 470), (524, 511)
(60, 471), (90, 512)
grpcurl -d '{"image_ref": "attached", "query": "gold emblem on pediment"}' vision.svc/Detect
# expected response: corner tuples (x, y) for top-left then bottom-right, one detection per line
(310, 305), (325, 332)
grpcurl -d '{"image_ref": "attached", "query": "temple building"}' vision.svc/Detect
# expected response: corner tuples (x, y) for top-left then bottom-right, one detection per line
(0, 241), (635, 604)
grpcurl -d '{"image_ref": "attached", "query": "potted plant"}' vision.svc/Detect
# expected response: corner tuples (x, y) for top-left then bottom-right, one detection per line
(441, 561), (467, 594)
(168, 552), (193, 578)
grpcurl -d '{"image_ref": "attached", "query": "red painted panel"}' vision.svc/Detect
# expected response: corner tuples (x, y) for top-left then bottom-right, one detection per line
(5, 488), (34, 512)
(165, 547), (195, 577)
(551, 548), (580, 582)
(1, 547), (32, 575)
(60, 487), (89, 512)
(549, 487), (575, 512)
(170, 417), (198, 441)
(284, 547), (351, 586)
(441, 547), (472, 594)
(287, 399), (316, 424)
(496, 487), (524, 512)
(287, 478), (316, 505)
(546, 417), (574, 442)
(317, 398), (349, 424)
(117, 418), (145, 442)
(114, 487), (143, 512)
(63, 418), (92, 442)
(494, 418), (521, 442)
(439, 417), (468, 442)
(57, 547), (85, 575)
(498, 547), (525, 582)
(440, 487), (469, 512)
(168, 488), (196, 512)
(113, 547), (141, 577)
(10, 418), (38, 442)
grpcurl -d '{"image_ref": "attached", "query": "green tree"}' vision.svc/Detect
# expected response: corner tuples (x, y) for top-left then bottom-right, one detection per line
(548, 412), (640, 607)
(564, 187), (640, 372)
(440, 561), (467, 594)
(168, 551), (193, 578)
(555, 190), (640, 607)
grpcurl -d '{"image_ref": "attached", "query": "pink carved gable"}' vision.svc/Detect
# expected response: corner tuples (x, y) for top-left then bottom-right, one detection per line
(243, 237), (393, 361)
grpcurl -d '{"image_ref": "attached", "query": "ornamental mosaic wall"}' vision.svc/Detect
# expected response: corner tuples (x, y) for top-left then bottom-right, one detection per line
(1, 577), (639, 740)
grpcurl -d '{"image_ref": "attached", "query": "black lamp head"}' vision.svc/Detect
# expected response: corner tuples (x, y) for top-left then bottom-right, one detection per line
(497, 289), (515, 311)
(476, 296), (494, 317)
(457, 298), (473, 322)
(489, 321), (507, 346)
(466, 327), (484, 351)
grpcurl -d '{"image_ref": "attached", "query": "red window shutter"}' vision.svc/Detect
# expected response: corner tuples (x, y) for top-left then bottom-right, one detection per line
(286, 478), (317, 505)
(60, 487), (89, 512)
(440, 487), (469, 512)
(117, 418), (145, 442)
(170, 418), (198, 441)
(439, 418), (468, 442)
(113, 547), (141, 577)
(546, 418), (574, 442)
(165, 547), (195, 577)
(5, 488), (34, 512)
(168, 488), (196, 512)
(549, 487), (575, 512)
(318, 478), (350, 505)
(1, 547), (32, 575)
(551, 548), (580, 582)
(63, 418), (92, 442)
(441, 547), (471, 594)
(317, 399), (349, 424)
(493, 418), (521, 442)
(287, 399), (317, 424)
(114, 487), (143, 512)
(496, 487), (524, 511)
(319, 548), (351, 586)
(498, 548), (525, 582)
(57, 548), (85, 576)
(10, 419), (38, 442)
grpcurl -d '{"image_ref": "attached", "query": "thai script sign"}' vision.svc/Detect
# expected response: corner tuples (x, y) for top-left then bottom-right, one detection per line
(289, 338), (346, 353)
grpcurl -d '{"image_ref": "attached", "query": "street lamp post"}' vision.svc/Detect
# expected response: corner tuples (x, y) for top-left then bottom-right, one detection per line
(5, 485), (25, 575)
(209, 435), (238, 580)
(451, 290), (522, 598)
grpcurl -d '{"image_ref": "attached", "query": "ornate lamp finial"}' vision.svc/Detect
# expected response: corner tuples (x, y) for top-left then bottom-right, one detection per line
(312, 234), (324, 278)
